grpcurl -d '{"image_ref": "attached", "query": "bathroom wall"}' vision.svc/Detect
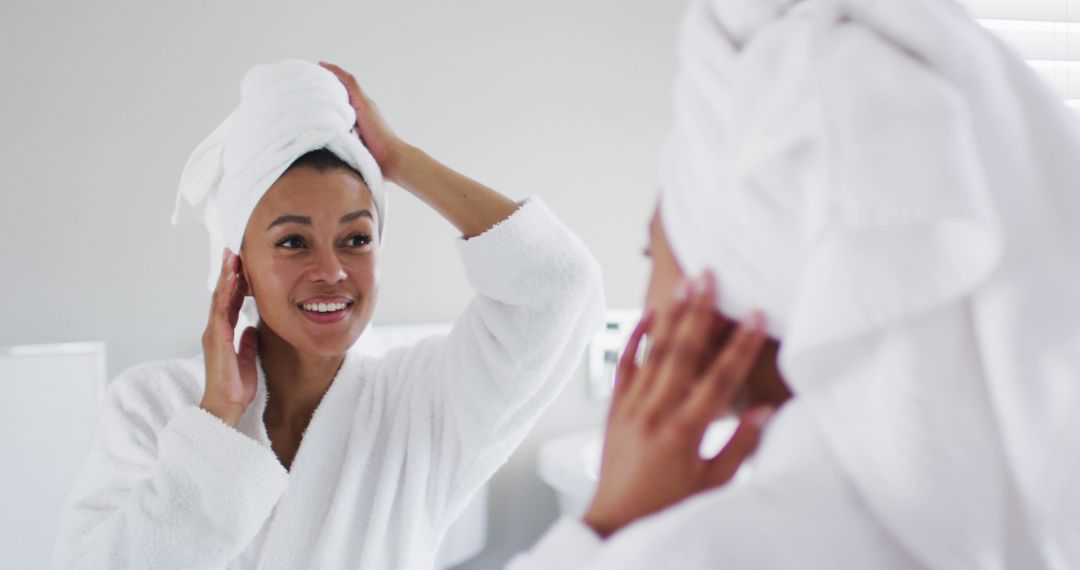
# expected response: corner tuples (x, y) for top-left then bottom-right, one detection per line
(0, 0), (688, 566)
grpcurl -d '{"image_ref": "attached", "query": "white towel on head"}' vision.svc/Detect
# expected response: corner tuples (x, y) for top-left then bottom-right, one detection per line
(658, 0), (1080, 566)
(172, 59), (386, 293)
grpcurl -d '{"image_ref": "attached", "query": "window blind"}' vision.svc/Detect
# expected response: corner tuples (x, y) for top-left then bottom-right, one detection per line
(961, 0), (1080, 109)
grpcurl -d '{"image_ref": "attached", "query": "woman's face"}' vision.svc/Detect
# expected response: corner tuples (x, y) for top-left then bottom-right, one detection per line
(240, 166), (379, 357)
(644, 206), (790, 410)
(643, 208), (691, 316)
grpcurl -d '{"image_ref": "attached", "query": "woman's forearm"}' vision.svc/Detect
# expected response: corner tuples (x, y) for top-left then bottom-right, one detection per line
(316, 62), (520, 239)
(386, 144), (519, 239)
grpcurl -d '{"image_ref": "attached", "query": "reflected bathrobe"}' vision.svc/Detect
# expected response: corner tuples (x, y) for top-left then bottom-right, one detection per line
(54, 197), (605, 570)
(511, 0), (1080, 567)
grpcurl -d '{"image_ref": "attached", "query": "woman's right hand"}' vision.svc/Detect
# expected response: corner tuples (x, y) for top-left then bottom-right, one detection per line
(582, 272), (774, 538)
(318, 62), (407, 180)
(200, 248), (259, 427)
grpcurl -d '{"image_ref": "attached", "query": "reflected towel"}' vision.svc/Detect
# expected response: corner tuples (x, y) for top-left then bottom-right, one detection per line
(659, 0), (1080, 566)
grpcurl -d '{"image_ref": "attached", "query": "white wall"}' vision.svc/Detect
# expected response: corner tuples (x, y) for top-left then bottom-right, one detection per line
(0, 0), (687, 566)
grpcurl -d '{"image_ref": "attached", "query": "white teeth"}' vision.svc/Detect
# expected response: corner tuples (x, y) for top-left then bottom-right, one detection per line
(301, 302), (349, 313)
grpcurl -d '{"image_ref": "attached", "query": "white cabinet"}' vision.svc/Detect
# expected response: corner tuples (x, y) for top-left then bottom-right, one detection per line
(0, 342), (105, 569)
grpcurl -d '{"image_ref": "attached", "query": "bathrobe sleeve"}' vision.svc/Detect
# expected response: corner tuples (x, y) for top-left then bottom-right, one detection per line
(53, 361), (289, 570)
(384, 196), (606, 534)
(501, 399), (923, 570)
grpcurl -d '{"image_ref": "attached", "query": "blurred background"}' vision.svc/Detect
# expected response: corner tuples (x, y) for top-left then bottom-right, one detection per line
(2, 0), (1076, 567)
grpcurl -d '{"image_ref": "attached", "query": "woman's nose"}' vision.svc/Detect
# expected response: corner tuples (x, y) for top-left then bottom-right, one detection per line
(308, 249), (347, 283)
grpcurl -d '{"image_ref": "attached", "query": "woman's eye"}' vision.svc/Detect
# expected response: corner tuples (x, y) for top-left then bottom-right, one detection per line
(276, 236), (306, 249)
(346, 234), (372, 248)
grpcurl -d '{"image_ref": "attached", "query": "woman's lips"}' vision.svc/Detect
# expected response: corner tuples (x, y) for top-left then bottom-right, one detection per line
(295, 297), (354, 326)
(298, 295), (354, 306)
(300, 304), (349, 323)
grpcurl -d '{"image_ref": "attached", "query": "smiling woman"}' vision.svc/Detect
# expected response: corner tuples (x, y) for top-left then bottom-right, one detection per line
(234, 151), (383, 470)
(52, 60), (605, 569)
(244, 154), (379, 359)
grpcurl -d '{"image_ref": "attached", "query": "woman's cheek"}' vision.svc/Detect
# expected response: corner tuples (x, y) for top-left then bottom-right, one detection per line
(350, 254), (378, 287)
(644, 262), (683, 314)
(248, 260), (303, 306)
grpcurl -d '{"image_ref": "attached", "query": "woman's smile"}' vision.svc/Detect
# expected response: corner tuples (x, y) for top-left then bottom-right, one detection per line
(239, 163), (380, 357)
(297, 294), (356, 325)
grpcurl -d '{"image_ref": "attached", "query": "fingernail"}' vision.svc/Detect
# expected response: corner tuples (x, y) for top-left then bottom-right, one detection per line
(702, 270), (717, 292)
(742, 311), (764, 330)
(698, 273), (714, 296)
(750, 407), (775, 428)
(686, 274), (701, 296)
(673, 278), (691, 301)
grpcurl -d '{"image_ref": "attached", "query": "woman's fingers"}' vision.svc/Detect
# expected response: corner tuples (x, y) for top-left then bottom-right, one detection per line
(206, 249), (237, 339)
(679, 311), (767, 428)
(624, 279), (693, 405)
(318, 61), (344, 76)
(641, 272), (722, 416)
(317, 60), (401, 174)
(224, 255), (247, 330)
(612, 310), (654, 403)
(211, 248), (233, 306)
(704, 406), (774, 488)
(205, 248), (249, 347)
(200, 250), (258, 425)
(319, 61), (369, 112)
(237, 326), (259, 385)
(318, 62), (353, 90)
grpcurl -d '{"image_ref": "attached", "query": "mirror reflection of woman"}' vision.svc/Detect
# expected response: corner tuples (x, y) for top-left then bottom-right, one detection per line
(54, 60), (604, 569)
(509, 0), (1080, 567)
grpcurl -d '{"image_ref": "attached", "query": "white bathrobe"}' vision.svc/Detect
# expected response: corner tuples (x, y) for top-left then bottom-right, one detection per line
(509, 0), (1080, 568)
(54, 197), (606, 570)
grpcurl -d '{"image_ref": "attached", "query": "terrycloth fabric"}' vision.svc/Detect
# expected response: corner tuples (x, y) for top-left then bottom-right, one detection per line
(171, 59), (385, 292)
(507, 400), (919, 569)
(54, 197), (606, 569)
(510, 0), (1080, 568)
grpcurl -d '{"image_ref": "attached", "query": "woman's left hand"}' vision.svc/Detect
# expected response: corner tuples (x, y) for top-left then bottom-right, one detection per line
(320, 60), (518, 238)
(582, 272), (776, 538)
(319, 61), (407, 180)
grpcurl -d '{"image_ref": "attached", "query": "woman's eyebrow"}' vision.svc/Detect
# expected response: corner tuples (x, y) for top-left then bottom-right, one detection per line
(339, 209), (373, 223)
(266, 210), (372, 230)
(267, 215), (310, 229)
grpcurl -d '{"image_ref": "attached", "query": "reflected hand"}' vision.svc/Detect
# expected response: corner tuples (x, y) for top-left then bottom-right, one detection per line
(583, 272), (775, 538)
(318, 61), (407, 181)
(200, 248), (258, 427)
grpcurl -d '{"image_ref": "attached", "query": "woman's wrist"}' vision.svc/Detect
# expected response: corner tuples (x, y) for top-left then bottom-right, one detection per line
(376, 141), (517, 237)
(381, 140), (419, 186)
(199, 398), (245, 428)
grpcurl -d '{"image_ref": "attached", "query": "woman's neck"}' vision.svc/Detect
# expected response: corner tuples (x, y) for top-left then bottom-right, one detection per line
(256, 324), (345, 430)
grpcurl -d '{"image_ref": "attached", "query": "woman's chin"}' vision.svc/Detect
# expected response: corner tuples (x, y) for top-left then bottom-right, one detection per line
(258, 304), (371, 357)
(288, 334), (355, 358)
(297, 321), (368, 356)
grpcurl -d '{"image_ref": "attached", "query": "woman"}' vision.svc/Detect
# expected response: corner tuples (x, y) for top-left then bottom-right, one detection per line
(509, 0), (1080, 567)
(54, 60), (605, 569)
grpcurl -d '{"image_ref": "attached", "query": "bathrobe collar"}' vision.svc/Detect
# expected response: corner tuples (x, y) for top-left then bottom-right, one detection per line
(236, 346), (369, 564)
